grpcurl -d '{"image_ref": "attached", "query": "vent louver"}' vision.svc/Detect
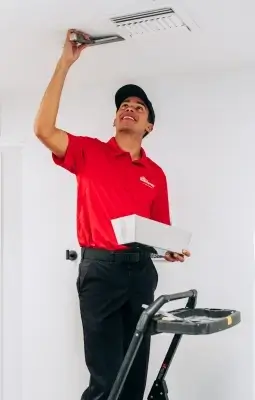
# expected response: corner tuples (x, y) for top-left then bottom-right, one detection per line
(110, 8), (191, 37)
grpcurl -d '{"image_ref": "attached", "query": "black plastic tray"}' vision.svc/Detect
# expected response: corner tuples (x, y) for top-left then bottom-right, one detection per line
(154, 307), (241, 335)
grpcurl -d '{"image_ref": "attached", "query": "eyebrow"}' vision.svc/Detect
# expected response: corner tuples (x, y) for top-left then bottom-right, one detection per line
(123, 99), (146, 108)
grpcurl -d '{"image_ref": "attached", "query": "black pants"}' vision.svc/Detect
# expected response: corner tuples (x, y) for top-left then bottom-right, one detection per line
(76, 250), (158, 400)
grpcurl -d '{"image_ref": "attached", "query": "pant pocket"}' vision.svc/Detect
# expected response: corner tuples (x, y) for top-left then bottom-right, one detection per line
(76, 261), (90, 294)
(151, 261), (159, 291)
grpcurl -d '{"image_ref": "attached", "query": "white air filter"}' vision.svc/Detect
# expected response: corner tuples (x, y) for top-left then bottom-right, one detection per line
(110, 8), (191, 38)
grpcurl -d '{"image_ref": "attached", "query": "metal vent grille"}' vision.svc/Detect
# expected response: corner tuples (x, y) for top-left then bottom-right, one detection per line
(110, 8), (191, 37)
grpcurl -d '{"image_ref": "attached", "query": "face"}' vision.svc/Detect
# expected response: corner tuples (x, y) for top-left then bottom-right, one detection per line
(114, 96), (153, 137)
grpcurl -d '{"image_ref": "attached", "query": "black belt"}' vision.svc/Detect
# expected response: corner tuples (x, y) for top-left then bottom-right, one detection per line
(81, 247), (151, 263)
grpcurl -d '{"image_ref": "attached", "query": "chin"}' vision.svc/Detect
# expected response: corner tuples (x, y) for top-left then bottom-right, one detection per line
(119, 128), (139, 135)
(118, 126), (134, 133)
(120, 122), (136, 129)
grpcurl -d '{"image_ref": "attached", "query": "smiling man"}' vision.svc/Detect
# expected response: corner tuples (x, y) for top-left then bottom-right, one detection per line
(34, 30), (190, 400)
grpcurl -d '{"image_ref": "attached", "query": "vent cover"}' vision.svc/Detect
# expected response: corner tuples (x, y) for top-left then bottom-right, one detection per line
(110, 7), (191, 37)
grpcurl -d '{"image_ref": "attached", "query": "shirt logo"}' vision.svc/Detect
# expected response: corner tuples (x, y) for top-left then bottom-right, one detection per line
(140, 176), (155, 189)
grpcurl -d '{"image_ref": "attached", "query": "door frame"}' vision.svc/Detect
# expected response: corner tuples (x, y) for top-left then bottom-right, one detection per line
(0, 142), (23, 400)
(0, 150), (3, 400)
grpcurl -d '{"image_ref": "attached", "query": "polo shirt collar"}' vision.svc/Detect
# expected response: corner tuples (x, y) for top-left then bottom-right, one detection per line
(107, 137), (147, 165)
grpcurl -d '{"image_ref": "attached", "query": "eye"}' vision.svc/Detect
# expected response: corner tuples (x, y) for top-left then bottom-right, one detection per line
(136, 105), (145, 112)
(120, 103), (128, 109)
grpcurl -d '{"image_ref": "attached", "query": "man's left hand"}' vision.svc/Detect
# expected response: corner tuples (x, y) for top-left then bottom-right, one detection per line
(164, 249), (191, 262)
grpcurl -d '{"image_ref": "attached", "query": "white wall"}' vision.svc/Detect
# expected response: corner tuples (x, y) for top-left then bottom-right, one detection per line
(1, 69), (255, 400)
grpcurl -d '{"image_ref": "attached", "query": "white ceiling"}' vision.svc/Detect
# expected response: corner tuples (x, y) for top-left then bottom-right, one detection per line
(1, 0), (255, 92)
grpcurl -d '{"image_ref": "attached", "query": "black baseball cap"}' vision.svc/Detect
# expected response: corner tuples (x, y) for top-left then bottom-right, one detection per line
(115, 84), (155, 125)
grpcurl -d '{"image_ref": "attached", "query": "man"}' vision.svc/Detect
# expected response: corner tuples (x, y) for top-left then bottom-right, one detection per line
(34, 29), (190, 400)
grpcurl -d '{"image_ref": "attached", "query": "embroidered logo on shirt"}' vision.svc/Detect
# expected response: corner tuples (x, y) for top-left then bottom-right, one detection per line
(140, 176), (155, 188)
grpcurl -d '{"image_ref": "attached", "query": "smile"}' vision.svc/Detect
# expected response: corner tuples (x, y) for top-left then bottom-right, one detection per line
(122, 116), (135, 121)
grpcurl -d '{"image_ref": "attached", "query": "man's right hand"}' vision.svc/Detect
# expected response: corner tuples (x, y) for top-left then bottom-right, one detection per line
(59, 29), (89, 69)
(34, 29), (90, 158)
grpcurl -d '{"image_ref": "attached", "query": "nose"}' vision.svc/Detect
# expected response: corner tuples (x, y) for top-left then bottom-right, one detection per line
(125, 106), (135, 113)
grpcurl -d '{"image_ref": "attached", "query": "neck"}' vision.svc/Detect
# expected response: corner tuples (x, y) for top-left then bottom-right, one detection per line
(115, 132), (142, 160)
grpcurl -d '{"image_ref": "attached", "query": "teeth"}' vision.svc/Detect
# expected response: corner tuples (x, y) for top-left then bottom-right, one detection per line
(123, 116), (134, 121)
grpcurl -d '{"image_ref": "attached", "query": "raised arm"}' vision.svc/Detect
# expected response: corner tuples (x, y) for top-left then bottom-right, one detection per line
(34, 29), (88, 158)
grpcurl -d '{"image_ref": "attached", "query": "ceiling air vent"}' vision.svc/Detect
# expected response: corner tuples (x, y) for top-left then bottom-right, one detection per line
(110, 7), (191, 37)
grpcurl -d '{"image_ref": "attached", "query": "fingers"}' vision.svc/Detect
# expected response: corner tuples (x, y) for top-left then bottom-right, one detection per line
(67, 29), (90, 41)
(66, 29), (75, 41)
(182, 249), (191, 257)
(67, 29), (90, 55)
(174, 253), (185, 262)
(75, 44), (87, 56)
(164, 253), (176, 262)
(165, 252), (184, 262)
(164, 250), (191, 262)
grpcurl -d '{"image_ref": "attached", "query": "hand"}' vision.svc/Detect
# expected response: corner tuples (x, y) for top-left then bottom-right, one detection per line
(164, 249), (191, 262)
(59, 29), (89, 68)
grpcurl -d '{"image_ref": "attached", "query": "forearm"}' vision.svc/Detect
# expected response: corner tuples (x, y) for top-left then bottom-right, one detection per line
(34, 59), (70, 138)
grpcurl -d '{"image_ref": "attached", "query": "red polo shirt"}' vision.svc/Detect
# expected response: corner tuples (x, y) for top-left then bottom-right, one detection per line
(52, 134), (171, 250)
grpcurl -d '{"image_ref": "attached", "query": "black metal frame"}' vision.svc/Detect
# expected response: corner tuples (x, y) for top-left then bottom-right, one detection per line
(107, 290), (197, 400)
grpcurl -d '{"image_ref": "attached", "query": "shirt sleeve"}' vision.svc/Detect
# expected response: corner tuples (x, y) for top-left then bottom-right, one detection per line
(52, 133), (92, 175)
(150, 173), (171, 225)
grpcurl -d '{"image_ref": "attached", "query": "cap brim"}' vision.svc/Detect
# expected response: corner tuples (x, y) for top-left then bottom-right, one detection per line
(115, 84), (148, 108)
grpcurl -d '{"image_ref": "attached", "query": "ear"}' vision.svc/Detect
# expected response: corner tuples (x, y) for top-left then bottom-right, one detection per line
(113, 118), (116, 127)
(146, 123), (153, 133)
